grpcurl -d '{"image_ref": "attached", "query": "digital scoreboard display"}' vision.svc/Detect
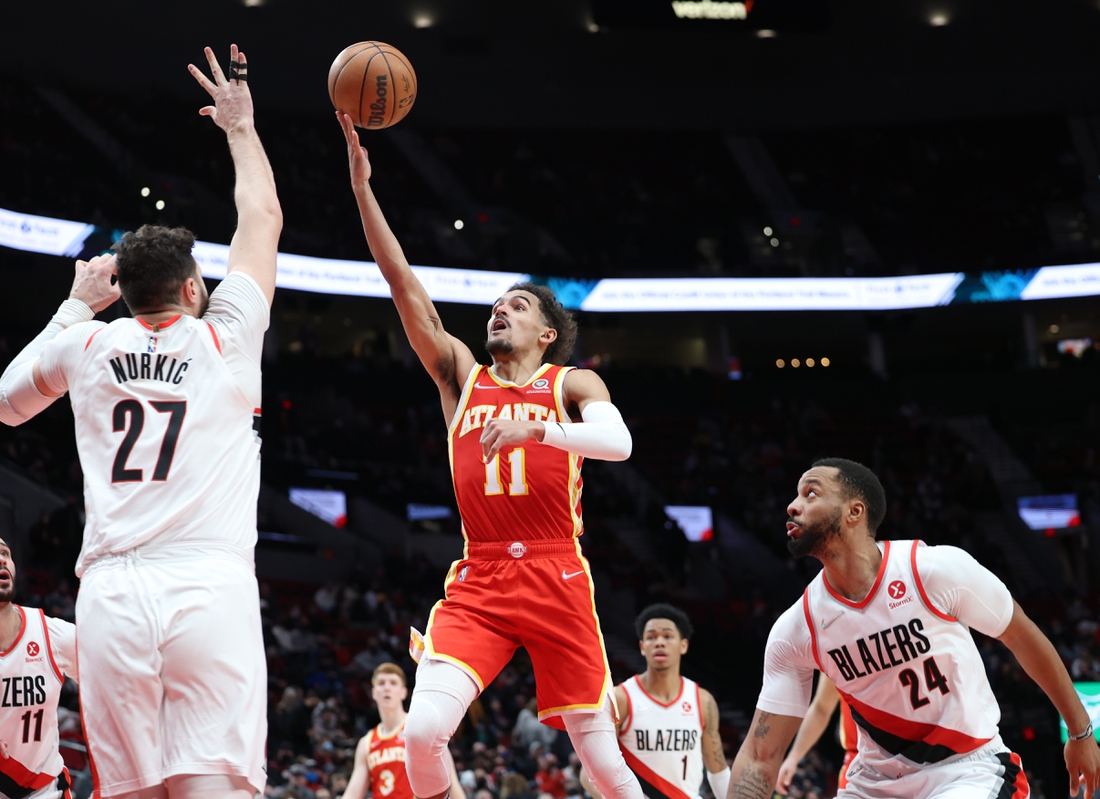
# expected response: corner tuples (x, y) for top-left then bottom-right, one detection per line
(590, 0), (829, 31)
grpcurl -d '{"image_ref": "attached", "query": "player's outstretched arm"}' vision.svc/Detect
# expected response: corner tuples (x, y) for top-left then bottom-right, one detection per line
(775, 674), (839, 794)
(189, 45), (282, 306)
(343, 735), (372, 799)
(338, 112), (476, 409)
(479, 368), (632, 461)
(727, 710), (801, 799)
(0, 254), (118, 426)
(997, 600), (1100, 798)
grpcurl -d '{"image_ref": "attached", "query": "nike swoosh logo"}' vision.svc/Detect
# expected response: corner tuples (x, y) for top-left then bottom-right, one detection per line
(820, 612), (843, 629)
(562, 569), (585, 580)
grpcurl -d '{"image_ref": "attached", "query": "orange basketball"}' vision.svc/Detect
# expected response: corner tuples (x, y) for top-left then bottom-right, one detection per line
(328, 42), (417, 130)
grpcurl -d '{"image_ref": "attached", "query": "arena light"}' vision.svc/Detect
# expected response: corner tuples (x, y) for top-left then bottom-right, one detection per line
(140, 187), (150, 197)
(454, 219), (464, 230)
(806, 358), (815, 367)
(821, 357), (831, 367)
(929, 12), (949, 26)
(413, 12), (434, 28)
(756, 29), (777, 38)
(155, 200), (165, 210)
(763, 226), (773, 236)
(776, 359), (785, 368)
(791, 358), (801, 368)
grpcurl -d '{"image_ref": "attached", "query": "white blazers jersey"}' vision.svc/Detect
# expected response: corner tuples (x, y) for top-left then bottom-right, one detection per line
(618, 677), (705, 799)
(0, 607), (76, 798)
(802, 540), (1005, 770)
(38, 274), (268, 575)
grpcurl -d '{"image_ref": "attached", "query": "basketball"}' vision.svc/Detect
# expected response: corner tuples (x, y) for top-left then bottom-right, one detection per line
(328, 42), (417, 130)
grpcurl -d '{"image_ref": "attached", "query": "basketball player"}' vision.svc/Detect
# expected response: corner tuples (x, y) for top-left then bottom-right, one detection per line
(0, 45), (281, 799)
(344, 664), (464, 799)
(774, 674), (857, 794)
(581, 604), (730, 799)
(728, 458), (1100, 799)
(0, 538), (78, 799)
(338, 113), (643, 799)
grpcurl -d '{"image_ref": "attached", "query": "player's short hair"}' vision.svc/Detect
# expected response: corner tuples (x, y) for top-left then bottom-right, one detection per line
(371, 662), (407, 686)
(112, 225), (199, 314)
(634, 603), (694, 641)
(812, 457), (887, 536)
(505, 282), (578, 366)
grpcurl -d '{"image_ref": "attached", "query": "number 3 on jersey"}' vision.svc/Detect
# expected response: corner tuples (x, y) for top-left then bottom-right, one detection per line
(484, 448), (529, 496)
(112, 400), (187, 483)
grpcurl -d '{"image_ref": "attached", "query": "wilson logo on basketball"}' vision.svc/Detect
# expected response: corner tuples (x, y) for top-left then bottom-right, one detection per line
(26, 642), (39, 657)
(887, 580), (914, 609)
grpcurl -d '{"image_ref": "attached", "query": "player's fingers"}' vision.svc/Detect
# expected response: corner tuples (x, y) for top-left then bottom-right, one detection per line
(199, 106), (216, 118)
(188, 64), (217, 97)
(205, 46), (227, 84)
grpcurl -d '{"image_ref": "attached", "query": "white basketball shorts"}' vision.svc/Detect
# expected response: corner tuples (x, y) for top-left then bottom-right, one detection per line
(840, 740), (1029, 799)
(75, 545), (267, 797)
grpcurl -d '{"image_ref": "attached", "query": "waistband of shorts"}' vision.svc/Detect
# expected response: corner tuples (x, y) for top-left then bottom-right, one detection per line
(465, 539), (580, 560)
(81, 542), (254, 574)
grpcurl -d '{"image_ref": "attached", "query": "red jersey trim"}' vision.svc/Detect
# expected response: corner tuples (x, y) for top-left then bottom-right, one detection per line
(484, 362), (554, 389)
(619, 686), (633, 735)
(823, 541), (891, 609)
(633, 675), (685, 709)
(836, 686), (992, 754)
(619, 746), (694, 799)
(136, 314), (182, 331)
(39, 610), (64, 684)
(1008, 752), (1029, 798)
(0, 753), (56, 791)
(206, 322), (222, 354)
(373, 722), (405, 741)
(695, 683), (704, 730)
(910, 540), (958, 623)
(802, 590), (824, 671)
(0, 606), (27, 658)
(84, 328), (103, 351)
(839, 698), (857, 753)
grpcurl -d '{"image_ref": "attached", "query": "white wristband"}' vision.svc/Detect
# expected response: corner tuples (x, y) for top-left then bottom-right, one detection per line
(53, 298), (95, 328)
(706, 767), (731, 799)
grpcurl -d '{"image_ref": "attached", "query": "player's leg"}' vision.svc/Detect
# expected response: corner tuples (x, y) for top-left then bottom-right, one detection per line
(562, 699), (643, 799)
(164, 774), (254, 799)
(406, 557), (519, 799)
(75, 563), (167, 797)
(404, 658), (481, 799)
(157, 555), (268, 795)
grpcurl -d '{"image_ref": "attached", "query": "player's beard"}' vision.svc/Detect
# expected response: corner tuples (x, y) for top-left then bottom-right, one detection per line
(787, 508), (843, 559)
(485, 337), (513, 358)
(0, 575), (16, 603)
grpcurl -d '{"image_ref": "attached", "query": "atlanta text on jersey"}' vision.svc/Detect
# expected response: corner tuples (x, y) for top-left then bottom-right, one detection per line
(457, 403), (560, 438)
(367, 745), (407, 769)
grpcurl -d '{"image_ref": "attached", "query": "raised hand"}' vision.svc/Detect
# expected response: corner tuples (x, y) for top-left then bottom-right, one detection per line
(69, 254), (120, 313)
(188, 44), (254, 133)
(338, 111), (373, 185)
(480, 419), (542, 461)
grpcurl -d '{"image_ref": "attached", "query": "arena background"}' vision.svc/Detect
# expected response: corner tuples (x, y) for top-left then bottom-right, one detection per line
(3, 1), (1100, 797)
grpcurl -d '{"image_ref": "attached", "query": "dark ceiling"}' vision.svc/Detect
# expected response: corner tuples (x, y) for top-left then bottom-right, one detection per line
(5, 0), (1100, 131)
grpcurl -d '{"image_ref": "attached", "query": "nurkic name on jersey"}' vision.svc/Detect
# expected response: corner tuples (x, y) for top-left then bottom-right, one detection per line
(619, 677), (705, 799)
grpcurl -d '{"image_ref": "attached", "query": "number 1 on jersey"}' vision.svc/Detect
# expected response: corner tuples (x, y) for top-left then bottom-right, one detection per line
(484, 448), (529, 496)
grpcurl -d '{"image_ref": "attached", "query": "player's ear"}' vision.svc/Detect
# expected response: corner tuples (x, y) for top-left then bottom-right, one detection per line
(848, 499), (866, 527)
(540, 327), (558, 345)
(679, 638), (689, 656)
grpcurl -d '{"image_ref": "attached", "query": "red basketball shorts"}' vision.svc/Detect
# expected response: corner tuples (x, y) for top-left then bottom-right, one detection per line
(423, 539), (613, 728)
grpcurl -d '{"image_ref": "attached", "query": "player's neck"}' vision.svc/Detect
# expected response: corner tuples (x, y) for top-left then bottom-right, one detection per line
(821, 537), (883, 602)
(489, 356), (545, 386)
(135, 306), (192, 325)
(639, 669), (682, 702)
(378, 706), (407, 736)
(0, 603), (20, 651)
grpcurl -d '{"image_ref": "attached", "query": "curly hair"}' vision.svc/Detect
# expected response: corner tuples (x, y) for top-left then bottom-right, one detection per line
(112, 225), (198, 313)
(505, 281), (578, 365)
(634, 603), (694, 641)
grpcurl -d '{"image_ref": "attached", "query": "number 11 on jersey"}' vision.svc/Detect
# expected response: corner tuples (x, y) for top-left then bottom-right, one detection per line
(484, 448), (529, 496)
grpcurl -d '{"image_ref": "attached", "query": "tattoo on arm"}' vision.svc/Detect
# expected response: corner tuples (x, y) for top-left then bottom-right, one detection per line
(730, 766), (771, 799)
(705, 695), (725, 765)
(427, 315), (442, 335)
(753, 712), (772, 740)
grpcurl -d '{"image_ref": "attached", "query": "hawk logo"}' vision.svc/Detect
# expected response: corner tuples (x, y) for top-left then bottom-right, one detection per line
(26, 642), (39, 657)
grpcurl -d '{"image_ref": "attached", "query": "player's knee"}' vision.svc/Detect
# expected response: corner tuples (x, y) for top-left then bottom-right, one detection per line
(404, 694), (454, 760)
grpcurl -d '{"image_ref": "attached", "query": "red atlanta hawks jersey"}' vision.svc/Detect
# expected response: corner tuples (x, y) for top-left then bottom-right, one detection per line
(448, 364), (582, 544)
(0, 607), (76, 795)
(365, 724), (412, 799)
(37, 274), (267, 576)
(759, 540), (1014, 771)
(618, 677), (705, 799)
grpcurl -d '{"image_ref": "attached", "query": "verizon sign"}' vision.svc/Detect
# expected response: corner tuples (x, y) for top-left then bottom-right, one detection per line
(671, 0), (752, 20)
(592, 0), (827, 30)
